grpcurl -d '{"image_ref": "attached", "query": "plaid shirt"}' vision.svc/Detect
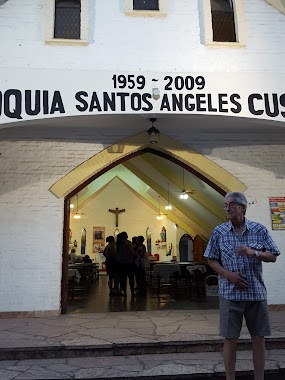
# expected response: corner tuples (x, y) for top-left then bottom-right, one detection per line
(204, 219), (280, 301)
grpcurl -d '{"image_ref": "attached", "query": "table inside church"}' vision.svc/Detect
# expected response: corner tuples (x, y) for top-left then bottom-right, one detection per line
(152, 263), (181, 279)
(67, 268), (81, 300)
(149, 261), (208, 271)
(68, 268), (81, 283)
(147, 261), (211, 290)
(68, 263), (99, 293)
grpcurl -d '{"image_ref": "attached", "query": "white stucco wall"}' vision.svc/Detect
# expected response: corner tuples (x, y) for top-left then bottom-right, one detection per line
(0, 0), (284, 72)
(0, 0), (284, 313)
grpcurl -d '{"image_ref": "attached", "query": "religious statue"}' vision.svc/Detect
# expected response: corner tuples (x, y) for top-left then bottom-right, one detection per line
(160, 226), (166, 242)
(166, 242), (173, 256)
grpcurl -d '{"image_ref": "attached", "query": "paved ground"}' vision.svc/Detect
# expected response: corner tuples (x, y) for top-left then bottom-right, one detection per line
(0, 309), (285, 379)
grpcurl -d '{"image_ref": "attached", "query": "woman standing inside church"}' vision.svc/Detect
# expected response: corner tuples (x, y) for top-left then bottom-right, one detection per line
(116, 232), (136, 297)
(103, 236), (119, 296)
(135, 235), (149, 296)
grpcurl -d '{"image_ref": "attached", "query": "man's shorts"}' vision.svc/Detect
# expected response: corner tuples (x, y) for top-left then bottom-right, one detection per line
(219, 296), (271, 338)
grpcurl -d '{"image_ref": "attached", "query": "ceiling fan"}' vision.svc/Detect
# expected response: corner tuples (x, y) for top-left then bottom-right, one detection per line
(72, 194), (85, 219)
(175, 168), (195, 199)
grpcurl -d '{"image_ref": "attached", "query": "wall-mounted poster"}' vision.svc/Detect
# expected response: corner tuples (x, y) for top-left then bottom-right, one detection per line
(93, 227), (105, 253)
(269, 197), (285, 230)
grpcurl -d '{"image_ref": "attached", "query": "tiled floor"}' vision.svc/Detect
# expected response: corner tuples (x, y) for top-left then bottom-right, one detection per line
(1, 289), (285, 380)
(1, 307), (285, 379)
(67, 274), (220, 314)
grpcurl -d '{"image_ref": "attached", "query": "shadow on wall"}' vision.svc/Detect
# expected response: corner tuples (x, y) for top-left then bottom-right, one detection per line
(0, 114), (285, 180)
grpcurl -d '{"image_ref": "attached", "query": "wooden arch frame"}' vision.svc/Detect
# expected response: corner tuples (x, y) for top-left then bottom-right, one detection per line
(50, 132), (245, 199)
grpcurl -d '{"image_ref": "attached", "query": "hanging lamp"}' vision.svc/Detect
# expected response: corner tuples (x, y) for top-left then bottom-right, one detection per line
(156, 196), (163, 220)
(147, 118), (160, 144)
(74, 194), (81, 219)
(165, 183), (172, 210)
(176, 168), (194, 199)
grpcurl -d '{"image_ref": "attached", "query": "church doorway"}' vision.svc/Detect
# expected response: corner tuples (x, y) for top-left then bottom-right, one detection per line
(50, 131), (245, 314)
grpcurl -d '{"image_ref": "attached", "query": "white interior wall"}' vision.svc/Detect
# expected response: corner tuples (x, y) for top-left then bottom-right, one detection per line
(69, 177), (180, 265)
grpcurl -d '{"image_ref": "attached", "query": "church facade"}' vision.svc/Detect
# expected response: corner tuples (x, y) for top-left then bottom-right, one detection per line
(0, 0), (284, 316)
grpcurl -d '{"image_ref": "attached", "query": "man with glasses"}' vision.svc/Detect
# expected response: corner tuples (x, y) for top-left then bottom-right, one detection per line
(204, 192), (280, 380)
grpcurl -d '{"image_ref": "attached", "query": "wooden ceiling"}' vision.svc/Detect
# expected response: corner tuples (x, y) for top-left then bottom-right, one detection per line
(71, 152), (226, 239)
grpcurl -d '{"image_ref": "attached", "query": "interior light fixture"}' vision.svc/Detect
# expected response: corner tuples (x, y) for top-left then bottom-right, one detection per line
(147, 118), (160, 144)
(70, 203), (74, 209)
(155, 195), (165, 220)
(180, 192), (189, 200)
(165, 183), (172, 210)
(177, 168), (193, 200)
(73, 193), (81, 219)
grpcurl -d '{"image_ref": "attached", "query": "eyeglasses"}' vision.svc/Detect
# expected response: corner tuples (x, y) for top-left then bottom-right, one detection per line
(224, 202), (242, 209)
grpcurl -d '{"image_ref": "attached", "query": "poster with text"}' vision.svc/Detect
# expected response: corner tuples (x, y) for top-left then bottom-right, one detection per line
(269, 197), (285, 230)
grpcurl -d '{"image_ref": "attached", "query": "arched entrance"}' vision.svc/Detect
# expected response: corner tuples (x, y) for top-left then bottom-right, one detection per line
(179, 234), (193, 262)
(50, 131), (246, 314)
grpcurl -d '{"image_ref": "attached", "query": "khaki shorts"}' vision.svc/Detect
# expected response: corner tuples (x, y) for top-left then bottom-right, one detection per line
(219, 296), (271, 338)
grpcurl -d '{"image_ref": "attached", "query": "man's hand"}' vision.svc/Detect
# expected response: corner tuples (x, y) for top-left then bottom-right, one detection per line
(228, 271), (248, 290)
(236, 245), (253, 257)
(236, 246), (278, 263)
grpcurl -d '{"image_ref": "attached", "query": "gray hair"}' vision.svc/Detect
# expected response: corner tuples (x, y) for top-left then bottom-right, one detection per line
(225, 192), (248, 213)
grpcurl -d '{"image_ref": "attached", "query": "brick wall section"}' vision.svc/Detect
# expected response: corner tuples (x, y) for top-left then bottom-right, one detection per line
(0, 140), (102, 312)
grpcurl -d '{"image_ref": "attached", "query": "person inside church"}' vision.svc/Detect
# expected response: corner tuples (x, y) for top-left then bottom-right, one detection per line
(132, 236), (139, 288)
(103, 236), (119, 296)
(116, 232), (136, 297)
(69, 248), (76, 264)
(132, 236), (138, 250)
(83, 254), (92, 263)
(135, 235), (149, 296)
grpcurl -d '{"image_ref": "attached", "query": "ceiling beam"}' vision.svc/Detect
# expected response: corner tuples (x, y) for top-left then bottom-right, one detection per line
(81, 166), (210, 238)
(123, 161), (213, 236)
(141, 154), (225, 220)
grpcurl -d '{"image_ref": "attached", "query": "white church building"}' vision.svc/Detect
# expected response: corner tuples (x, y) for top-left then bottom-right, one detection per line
(0, 0), (284, 317)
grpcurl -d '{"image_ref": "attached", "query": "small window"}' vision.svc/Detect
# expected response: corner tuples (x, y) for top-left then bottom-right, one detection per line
(125, 0), (167, 17)
(54, 0), (81, 39)
(211, 0), (236, 42)
(44, 0), (89, 45)
(202, 0), (246, 46)
(133, 0), (159, 10)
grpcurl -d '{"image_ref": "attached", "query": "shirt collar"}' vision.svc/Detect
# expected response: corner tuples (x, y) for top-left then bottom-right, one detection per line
(227, 217), (250, 231)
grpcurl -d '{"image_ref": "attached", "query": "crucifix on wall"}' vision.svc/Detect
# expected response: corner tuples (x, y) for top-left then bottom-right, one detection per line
(108, 207), (126, 227)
